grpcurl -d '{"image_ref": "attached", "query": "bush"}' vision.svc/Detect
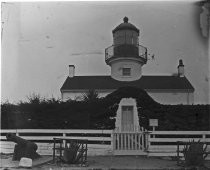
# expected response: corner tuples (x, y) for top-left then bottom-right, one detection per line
(183, 140), (209, 167)
(1, 87), (210, 130)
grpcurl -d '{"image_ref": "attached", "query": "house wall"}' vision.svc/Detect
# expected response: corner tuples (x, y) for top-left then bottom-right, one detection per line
(62, 92), (83, 101)
(62, 90), (112, 101)
(148, 91), (194, 105)
(61, 90), (194, 104)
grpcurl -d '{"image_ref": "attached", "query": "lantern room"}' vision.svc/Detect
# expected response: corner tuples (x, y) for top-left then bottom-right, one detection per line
(105, 17), (148, 81)
(112, 16), (139, 46)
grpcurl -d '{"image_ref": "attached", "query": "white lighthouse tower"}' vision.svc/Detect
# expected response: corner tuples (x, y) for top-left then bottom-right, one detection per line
(105, 17), (147, 81)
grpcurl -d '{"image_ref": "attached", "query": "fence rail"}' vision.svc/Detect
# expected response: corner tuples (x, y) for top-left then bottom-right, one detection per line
(148, 131), (210, 158)
(0, 129), (112, 134)
(1, 129), (210, 158)
(0, 129), (113, 156)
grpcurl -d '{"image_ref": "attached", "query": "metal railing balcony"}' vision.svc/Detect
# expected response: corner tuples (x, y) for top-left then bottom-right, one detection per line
(105, 44), (147, 64)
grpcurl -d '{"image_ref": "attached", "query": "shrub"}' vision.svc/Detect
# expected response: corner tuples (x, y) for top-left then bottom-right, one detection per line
(1, 87), (210, 130)
(182, 140), (209, 167)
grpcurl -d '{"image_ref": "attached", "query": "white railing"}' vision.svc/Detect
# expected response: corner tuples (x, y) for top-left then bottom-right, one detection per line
(112, 126), (149, 155)
(147, 131), (210, 159)
(1, 129), (210, 158)
(114, 125), (144, 133)
(0, 129), (113, 156)
(113, 132), (147, 151)
(105, 44), (147, 63)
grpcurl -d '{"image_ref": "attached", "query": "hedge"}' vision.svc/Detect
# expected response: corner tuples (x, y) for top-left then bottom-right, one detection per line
(1, 86), (209, 130)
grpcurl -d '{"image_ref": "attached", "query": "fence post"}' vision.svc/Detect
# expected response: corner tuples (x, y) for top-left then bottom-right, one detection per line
(202, 133), (206, 142)
(53, 138), (56, 163)
(111, 130), (115, 153)
(147, 131), (150, 151)
(16, 130), (19, 136)
(151, 127), (155, 138)
(63, 132), (66, 146)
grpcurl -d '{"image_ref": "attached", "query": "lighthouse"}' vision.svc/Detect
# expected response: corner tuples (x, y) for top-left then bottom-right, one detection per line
(105, 17), (147, 81)
(61, 17), (194, 105)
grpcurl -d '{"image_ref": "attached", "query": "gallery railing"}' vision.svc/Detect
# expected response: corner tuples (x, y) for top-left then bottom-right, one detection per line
(105, 44), (147, 64)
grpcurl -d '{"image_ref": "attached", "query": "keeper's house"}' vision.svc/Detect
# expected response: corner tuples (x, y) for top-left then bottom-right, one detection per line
(60, 17), (194, 105)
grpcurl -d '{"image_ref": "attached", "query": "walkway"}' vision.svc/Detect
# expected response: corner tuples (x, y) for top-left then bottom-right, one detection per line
(1, 155), (210, 170)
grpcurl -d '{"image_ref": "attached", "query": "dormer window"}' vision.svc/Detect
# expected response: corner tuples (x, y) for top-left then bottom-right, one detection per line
(122, 68), (131, 76)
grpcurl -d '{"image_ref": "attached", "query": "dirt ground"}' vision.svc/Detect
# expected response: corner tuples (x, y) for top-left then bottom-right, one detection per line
(1, 154), (210, 170)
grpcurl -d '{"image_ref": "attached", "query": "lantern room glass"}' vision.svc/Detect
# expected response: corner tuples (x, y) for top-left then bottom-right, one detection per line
(113, 30), (138, 45)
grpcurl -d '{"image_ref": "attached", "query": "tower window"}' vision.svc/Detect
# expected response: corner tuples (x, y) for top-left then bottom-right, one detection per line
(122, 68), (131, 76)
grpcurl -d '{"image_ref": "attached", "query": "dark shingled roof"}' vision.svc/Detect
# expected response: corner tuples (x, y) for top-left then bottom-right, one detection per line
(112, 22), (139, 34)
(60, 76), (194, 92)
(112, 17), (139, 34)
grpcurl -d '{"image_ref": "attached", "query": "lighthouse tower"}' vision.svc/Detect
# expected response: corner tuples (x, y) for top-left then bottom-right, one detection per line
(105, 17), (147, 81)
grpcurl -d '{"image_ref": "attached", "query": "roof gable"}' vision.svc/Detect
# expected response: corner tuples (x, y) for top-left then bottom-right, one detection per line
(60, 75), (194, 92)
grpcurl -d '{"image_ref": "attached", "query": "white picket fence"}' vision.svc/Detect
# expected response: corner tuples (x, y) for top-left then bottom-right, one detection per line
(1, 129), (210, 159)
(113, 131), (148, 155)
(113, 132), (146, 150)
(0, 129), (113, 156)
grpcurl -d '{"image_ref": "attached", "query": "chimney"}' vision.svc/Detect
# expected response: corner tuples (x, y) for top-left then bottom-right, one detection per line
(177, 59), (184, 77)
(69, 65), (75, 77)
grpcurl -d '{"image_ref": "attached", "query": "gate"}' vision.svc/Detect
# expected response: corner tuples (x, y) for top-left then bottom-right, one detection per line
(113, 127), (149, 155)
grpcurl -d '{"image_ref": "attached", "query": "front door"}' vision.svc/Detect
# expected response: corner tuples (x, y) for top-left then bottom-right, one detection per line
(121, 106), (134, 131)
(113, 99), (148, 155)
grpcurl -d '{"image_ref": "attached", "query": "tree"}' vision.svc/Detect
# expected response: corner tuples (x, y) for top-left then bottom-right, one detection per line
(27, 93), (42, 104)
(81, 89), (99, 102)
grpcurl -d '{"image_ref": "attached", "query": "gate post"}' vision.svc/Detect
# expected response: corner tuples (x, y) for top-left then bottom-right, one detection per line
(111, 130), (115, 151)
(145, 130), (150, 151)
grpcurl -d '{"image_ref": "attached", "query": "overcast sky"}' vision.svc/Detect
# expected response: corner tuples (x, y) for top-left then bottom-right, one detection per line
(1, 1), (209, 104)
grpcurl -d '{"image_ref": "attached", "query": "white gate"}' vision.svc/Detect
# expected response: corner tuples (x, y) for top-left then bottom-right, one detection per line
(113, 127), (149, 155)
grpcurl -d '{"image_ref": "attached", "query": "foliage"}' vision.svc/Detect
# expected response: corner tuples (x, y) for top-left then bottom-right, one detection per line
(81, 89), (99, 102)
(26, 93), (42, 104)
(1, 86), (210, 130)
(1, 101), (18, 129)
(182, 140), (209, 167)
(62, 141), (85, 164)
